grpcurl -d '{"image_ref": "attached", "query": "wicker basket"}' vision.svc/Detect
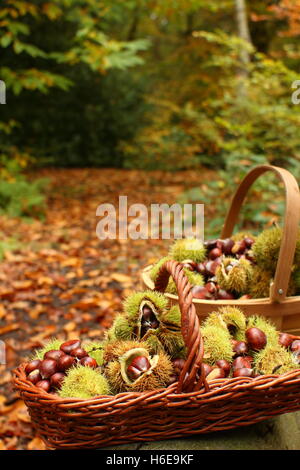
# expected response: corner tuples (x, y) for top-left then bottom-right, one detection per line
(142, 165), (300, 335)
(14, 260), (300, 449)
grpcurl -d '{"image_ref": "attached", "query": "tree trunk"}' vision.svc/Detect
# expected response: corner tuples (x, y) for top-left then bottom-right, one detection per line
(235, 0), (252, 92)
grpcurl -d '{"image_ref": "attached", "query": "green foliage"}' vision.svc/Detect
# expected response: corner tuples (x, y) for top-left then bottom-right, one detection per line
(0, 0), (150, 168)
(0, 156), (47, 219)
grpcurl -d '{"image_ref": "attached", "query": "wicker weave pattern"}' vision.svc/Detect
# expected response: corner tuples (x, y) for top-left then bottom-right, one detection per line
(14, 260), (300, 449)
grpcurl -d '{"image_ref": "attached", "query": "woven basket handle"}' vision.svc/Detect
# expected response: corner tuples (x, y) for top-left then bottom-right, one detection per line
(221, 165), (300, 302)
(155, 260), (208, 393)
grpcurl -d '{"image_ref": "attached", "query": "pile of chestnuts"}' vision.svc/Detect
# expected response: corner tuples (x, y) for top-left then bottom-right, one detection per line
(25, 339), (97, 393)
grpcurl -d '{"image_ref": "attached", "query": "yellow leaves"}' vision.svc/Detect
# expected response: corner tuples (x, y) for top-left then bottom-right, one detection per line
(27, 437), (46, 451)
(0, 323), (19, 336)
(110, 273), (132, 285)
(41, 3), (62, 20)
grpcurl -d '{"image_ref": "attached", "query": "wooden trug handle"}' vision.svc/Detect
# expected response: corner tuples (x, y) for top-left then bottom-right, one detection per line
(155, 260), (208, 393)
(221, 165), (300, 302)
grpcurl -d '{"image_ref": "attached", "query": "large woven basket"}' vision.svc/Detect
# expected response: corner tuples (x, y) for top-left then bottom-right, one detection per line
(142, 165), (300, 335)
(14, 260), (300, 449)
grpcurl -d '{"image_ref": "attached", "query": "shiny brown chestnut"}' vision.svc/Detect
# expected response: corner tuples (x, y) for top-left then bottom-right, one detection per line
(60, 339), (81, 354)
(172, 358), (186, 376)
(27, 369), (42, 384)
(50, 372), (66, 389)
(246, 327), (267, 351)
(279, 333), (294, 349)
(70, 348), (88, 359)
(39, 359), (58, 379)
(216, 289), (235, 300)
(25, 359), (41, 375)
(44, 350), (65, 361)
(127, 355), (151, 380)
(291, 340), (300, 352)
(222, 238), (234, 255)
(233, 341), (249, 356)
(233, 368), (253, 378)
(202, 363), (213, 377)
(216, 359), (231, 377)
(79, 356), (98, 368)
(57, 354), (76, 371)
(209, 247), (222, 260)
(192, 285), (211, 300)
(233, 356), (252, 370)
(36, 380), (51, 392)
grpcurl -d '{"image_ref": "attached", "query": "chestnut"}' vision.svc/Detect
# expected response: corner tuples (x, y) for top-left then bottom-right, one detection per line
(57, 354), (75, 371)
(79, 356), (98, 368)
(39, 359), (58, 379)
(27, 369), (42, 384)
(279, 333), (294, 349)
(36, 380), (51, 392)
(195, 262), (207, 276)
(127, 355), (151, 380)
(25, 359), (41, 375)
(206, 367), (226, 381)
(205, 282), (218, 295)
(216, 289), (235, 300)
(246, 327), (267, 351)
(216, 359), (231, 377)
(60, 339), (81, 354)
(291, 340), (300, 352)
(50, 372), (66, 389)
(70, 348), (88, 359)
(244, 237), (255, 248)
(204, 239), (218, 250)
(192, 285), (211, 300)
(172, 358), (186, 376)
(233, 341), (249, 356)
(233, 356), (252, 370)
(209, 248), (222, 260)
(44, 350), (65, 361)
(233, 368), (253, 378)
(222, 238), (234, 255)
(202, 363), (213, 377)
(232, 240), (247, 255)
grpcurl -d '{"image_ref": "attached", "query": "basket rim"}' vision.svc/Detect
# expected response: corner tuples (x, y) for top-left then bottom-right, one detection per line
(14, 361), (300, 407)
(142, 264), (300, 305)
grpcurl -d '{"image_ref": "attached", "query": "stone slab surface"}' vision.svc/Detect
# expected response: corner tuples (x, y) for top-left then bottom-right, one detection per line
(104, 411), (300, 450)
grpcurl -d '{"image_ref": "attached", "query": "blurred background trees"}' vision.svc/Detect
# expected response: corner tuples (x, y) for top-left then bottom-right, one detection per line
(1, 0), (300, 219)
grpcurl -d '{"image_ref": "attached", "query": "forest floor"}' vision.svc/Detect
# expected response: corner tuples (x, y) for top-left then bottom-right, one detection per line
(0, 167), (216, 450)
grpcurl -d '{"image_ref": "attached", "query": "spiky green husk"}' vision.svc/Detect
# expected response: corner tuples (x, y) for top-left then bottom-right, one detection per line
(231, 232), (256, 242)
(253, 344), (297, 375)
(165, 269), (204, 295)
(105, 346), (173, 393)
(202, 325), (233, 366)
(203, 307), (246, 340)
(83, 340), (105, 366)
(251, 227), (300, 274)
(169, 238), (206, 263)
(123, 290), (168, 322)
(108, 314), (135, 341)
(59, 365), (110, 399)
(216, 257), (252, 294)
(248, 266), (272, 298)
(149, 256), (171, 282)
(252, 227), (281, 273)
(34, 338), (63, 360)
(247, 315), (278, 347)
